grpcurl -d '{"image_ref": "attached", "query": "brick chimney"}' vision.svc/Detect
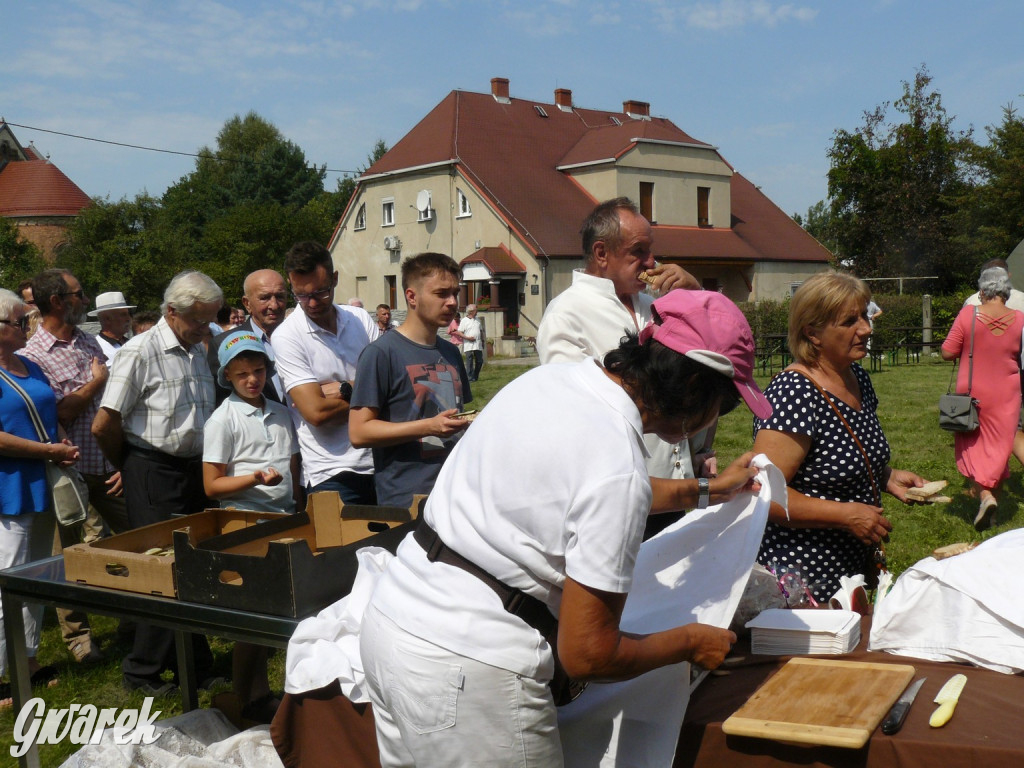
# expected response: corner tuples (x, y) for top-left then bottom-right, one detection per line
(554, 88), (573, 112)
(491, 77), (511, 103)
(623, 99), (650, 118)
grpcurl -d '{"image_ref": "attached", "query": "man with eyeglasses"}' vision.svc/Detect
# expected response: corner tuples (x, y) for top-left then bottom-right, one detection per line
(272, 241), (380, 503)
(21, 269), (129, 665)
(208, 269), (289, 406)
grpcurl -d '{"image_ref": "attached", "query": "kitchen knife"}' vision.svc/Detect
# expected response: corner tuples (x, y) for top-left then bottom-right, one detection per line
(881, 677), (926, 734)
(929, 673), (967, 727)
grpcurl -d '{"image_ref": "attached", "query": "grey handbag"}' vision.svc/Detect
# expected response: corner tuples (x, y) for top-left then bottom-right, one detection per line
(0, 366), (89, 525)
(938, 307), (979, 433)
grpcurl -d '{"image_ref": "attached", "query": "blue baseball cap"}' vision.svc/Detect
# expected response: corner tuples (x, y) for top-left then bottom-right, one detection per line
(217, 329), (274, 388)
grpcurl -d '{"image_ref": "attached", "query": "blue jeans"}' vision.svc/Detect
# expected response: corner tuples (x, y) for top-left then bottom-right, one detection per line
(308, 470), (377, 505)
(465, 350), (483, 381)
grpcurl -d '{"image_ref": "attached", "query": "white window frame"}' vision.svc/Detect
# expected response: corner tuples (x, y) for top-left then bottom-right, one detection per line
(456, 188), (472, 218)
(354, 203), (366, 230)
(382, 198), (395, 227)
(417, 206), (433, 222)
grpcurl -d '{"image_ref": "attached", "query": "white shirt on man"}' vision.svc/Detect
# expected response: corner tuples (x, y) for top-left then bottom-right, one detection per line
(537, 269), (698, 480)
(457, 315), (483, 352)
(99, 316), (214, 458)
(369, 359), (651, 678)
(271, 303), (379, 486)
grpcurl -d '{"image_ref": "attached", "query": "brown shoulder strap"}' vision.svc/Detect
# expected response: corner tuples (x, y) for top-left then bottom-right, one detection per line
(791, 370), (880, 506)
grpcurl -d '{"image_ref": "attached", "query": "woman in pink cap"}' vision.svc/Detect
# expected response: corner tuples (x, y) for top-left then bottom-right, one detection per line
(359, 289), (768, 767)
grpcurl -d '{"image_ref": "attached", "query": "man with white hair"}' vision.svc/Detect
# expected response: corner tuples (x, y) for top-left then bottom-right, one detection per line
(93, 269), (223, 696)
(90, 291), (136, 366)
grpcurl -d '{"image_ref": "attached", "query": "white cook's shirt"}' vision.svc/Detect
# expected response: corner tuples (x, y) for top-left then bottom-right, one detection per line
(369, 359), (652, 678)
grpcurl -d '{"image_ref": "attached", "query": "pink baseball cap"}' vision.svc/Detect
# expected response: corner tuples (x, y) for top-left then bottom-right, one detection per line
(638, 290), (772, 420)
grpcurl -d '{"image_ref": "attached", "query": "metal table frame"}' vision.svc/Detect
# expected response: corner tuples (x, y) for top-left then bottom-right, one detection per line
(1, 555), (299, 768)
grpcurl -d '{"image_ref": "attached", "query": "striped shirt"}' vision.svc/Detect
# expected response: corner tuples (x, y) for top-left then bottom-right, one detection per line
(99, 317), (214, 458)
(21, 326), (114, 475)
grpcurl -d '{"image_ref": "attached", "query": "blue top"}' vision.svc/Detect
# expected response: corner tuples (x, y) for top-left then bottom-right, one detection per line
(0, 357), (59, 516)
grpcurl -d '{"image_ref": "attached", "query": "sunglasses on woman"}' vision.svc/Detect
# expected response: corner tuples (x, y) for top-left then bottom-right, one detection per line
(0, 316), (31, 331)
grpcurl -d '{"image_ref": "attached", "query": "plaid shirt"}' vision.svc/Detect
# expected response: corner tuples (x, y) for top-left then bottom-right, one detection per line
(99, 317), (214, 458)
(20, 326), (114, 476)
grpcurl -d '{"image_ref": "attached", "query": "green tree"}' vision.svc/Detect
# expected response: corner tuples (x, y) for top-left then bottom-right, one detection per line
(793, 200), (839, 257)
(825, 66), (977, 290)
(60, 195), (175, 310)
(971, 104), (1024, 259)
(0, 218), (46, 289)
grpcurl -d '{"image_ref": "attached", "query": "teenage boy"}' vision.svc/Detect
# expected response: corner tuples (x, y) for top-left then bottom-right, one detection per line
(349, 253), (472, 508)
(203, 329), (300, 514)
(202, 328), (300, 723)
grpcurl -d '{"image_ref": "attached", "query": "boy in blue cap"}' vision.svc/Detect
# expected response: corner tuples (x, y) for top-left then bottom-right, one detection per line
(204, 329), (299, 513)
(203, 329), (300, 722)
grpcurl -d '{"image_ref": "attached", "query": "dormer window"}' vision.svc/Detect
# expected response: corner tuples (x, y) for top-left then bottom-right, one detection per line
(354, 203), (366, 230)
(456, 189), (472, 218)
(697, 187), (711, 227)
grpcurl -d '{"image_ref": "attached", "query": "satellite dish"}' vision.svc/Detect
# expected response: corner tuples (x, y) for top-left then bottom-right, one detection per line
(416, 190), (431, 213)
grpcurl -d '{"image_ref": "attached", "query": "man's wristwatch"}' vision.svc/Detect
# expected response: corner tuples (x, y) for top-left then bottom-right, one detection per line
(697, 477), (710, 509)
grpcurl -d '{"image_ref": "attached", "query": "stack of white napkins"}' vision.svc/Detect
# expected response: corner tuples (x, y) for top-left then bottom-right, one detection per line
(746, 609), (861, 655)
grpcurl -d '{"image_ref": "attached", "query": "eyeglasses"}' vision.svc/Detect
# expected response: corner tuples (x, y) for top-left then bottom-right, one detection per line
(291, 288), (333, 305)
(59, 290), (86, 300)
(0, 317), (31, 331)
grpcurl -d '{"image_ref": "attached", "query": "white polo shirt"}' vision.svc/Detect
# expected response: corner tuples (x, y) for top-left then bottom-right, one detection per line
(369, 359), (652, 678)
(272, 303), (379, 485)
(203, 393), (298, 513)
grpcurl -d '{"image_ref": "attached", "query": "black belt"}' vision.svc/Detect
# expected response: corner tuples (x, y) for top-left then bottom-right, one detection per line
(414, 518), (556, 638)
(125, 444), (202, 469)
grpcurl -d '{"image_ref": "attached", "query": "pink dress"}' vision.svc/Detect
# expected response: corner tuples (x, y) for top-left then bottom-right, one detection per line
(942, 305), (1024, 487)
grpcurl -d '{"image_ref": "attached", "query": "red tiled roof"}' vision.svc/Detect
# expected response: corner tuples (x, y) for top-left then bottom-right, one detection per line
(0, 159), (92, 217)
(459, 245), (526, 275)
(362, 87), (830, 266)
(729, 172), (832, 263)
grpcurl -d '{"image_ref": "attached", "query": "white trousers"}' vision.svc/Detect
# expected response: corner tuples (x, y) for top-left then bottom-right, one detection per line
(1, 512), (55, 676)
(361, 604), (563, 768)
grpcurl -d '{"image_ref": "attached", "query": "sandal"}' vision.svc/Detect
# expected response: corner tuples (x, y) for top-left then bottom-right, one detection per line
(974, 496), (998, 531)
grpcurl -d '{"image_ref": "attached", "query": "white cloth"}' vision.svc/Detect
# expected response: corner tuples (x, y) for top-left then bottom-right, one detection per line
(369, 359), (651, 678)
(271, 304), (378, 485)
(99, 317), (214, 457)
(457, 315), (483, 352)
(537, 269), (698, 479)
(285, 547), (392, 699)
(202, 393), (298, 514)
(556, 455), (784, 768)
(868, 529), (1024, 674)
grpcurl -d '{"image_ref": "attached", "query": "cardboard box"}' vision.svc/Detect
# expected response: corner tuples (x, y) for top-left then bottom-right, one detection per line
(63, 508), (288, 596)
(173, 493), (423, 617)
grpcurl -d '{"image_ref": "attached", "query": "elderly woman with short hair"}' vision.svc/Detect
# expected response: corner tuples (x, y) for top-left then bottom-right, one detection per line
(941, 267), (1024, 530)
(752, 271), (925, 603)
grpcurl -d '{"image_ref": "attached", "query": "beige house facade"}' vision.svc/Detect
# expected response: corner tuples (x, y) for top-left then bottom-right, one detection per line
(330, 79), (832, 354)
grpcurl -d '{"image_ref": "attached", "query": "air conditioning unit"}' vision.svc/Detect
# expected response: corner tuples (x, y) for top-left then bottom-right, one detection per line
(384, 236), (401, 250)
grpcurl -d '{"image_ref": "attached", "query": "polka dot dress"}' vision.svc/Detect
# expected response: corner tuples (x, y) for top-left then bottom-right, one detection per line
(754, 364), (891, 603)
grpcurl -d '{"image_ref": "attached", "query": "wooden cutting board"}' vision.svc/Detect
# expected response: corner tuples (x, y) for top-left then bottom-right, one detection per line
(721, 657), (916, 748)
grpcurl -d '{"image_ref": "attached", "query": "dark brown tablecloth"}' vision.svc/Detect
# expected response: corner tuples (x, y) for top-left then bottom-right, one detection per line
(676, 617), (1024, 768)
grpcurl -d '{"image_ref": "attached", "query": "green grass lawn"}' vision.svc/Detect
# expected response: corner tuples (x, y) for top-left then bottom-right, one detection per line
(4, 356), (1020, 766)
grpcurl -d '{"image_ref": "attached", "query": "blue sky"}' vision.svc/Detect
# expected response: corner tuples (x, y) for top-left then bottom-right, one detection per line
(3, 0), (1023, 219)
